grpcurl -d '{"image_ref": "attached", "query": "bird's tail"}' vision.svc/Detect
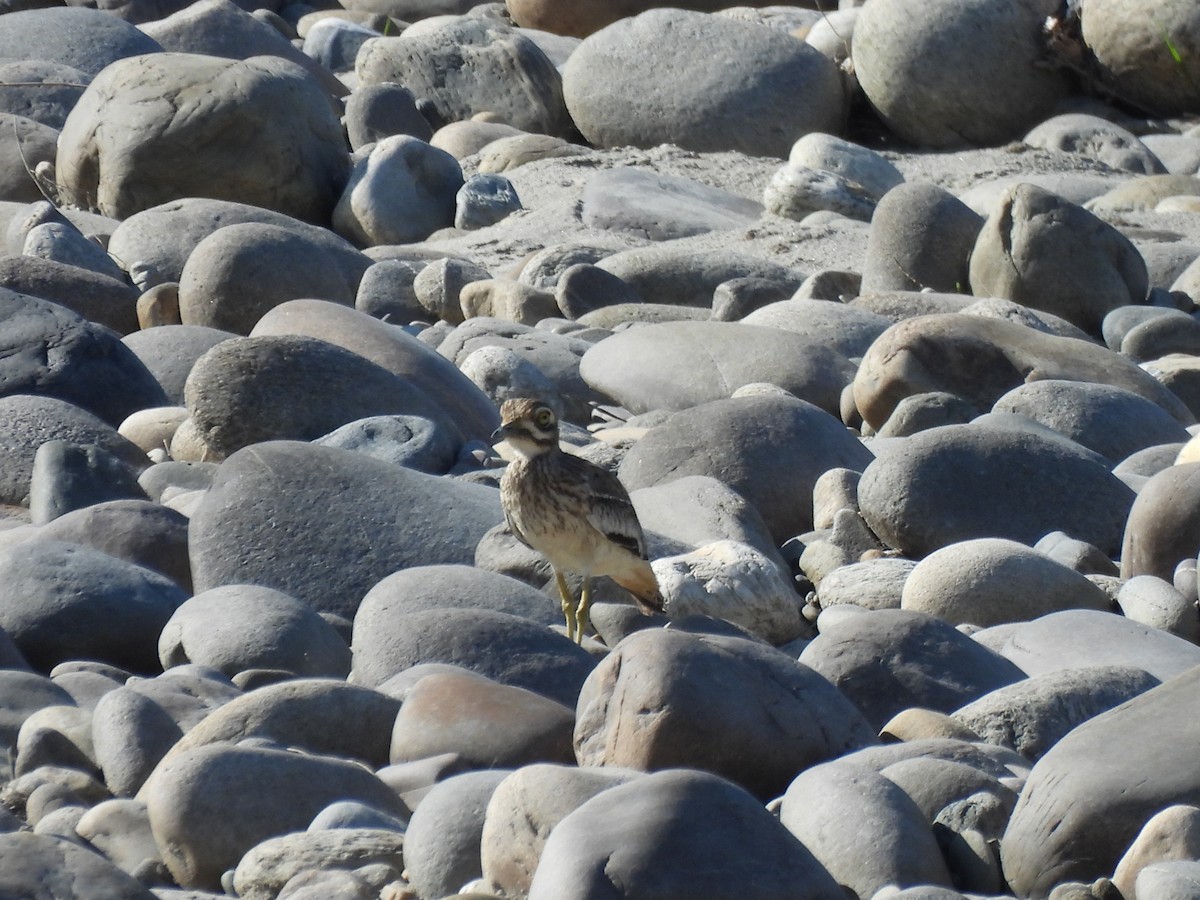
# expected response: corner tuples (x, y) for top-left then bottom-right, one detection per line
(612, 560), (663, 616)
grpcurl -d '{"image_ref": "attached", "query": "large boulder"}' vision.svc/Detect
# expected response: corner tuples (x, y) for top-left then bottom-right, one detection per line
(574, 629), (878, 799)
(852, 0), (1071, 148)
(188, 441), (502, 619)
(857, 422), (1135, 558)
(356, 18), (571, 137)
(619, 395), (874, 543)
(1001, 667), (1200, 896)
(56, 53), (349, 223)
(561, 8), (844, 158)
(0, 8), (162, 77)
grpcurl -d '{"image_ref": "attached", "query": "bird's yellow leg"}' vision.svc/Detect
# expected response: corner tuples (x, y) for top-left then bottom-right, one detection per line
(575, 577), (593, 645)
(554, 569), (577, 642)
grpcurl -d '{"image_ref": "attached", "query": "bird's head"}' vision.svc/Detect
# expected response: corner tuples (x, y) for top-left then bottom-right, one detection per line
(492, 398), (560, 458)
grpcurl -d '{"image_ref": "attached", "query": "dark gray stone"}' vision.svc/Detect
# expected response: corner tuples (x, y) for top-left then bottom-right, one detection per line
(857, 422), (1136, 557)
(952, 665), (1160, 761)
(121, 325), (234, 406)
(554, 263), (640, 320)
(183, 334), (463, 459)
(861, 183), (983, 293)
(189, 441), (502, 619)
(456, 173), (522, 231)
(1122, 310), (1200, 361)
(1001, 668), (1200, 895)
(344, 82), (433, 152)
(597, 245), (803, 308)
(0, 290), (168, 427)
(0, 7), (163, 77)
(799, 609), (1025, 730)
(0, 672), (69, 753)
(354, 259), (430, 324)
(562, 8), (844, 158)
(581, 167), (762, 241)
(0, 113), (56, 205)
(0, 60), (87, 130)
(580, 321), (857, 417)
(28, 441), (148, 526)
(529, 769), (845, 900)
(575, 629), (878, 799)
(619, 395), (874, 543)
(0, 540), (187, 674)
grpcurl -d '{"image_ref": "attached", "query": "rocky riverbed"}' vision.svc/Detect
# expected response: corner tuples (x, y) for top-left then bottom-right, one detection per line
(0, 0), (1198, 898)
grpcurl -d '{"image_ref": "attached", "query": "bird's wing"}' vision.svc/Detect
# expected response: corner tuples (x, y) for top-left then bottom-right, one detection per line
(503, 505), (532, 549)
(568, 457), (648, 560)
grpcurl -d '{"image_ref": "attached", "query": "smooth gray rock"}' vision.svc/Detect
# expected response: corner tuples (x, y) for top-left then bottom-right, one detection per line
(183, 334), (462, 459)
(816, 557), (915, 610)
(861, 182), (983, 293)
(1034, 530), (1119, 577)
(333, 135), (463, 246)
(974, 608), (1200, 682)
(580, 320), (856, 416)
(108, 198), (347, 287)
(574, 629), (878, 799)
(952, 665), (1160, 761)
(1001, 668), (1200, 895)
(781, 762), (953, 897)
(344, 82), (433, 152)
(10, 255), (134, 337)
(351, 606), (595, 708)
(0, 671), (69, 753)
(1113, 805), (1200, 899)
(28, 441), (148, 526)
(900, 538), (1112, 628)
(120, 326), (235, 406)
(581, 167), (762, 241)
(0, 114), (57, 205)
(354, 258), (429, 323)
(1025, 113), (1166, 174)
(252, 298), (499, 443)
(412, 257), (490, 325)
(56, 53), (348, 223)
(1121, 310), (1200, 361)
(308, 800), (407, 832)
(159, 585), (351, 678)
(969, 183), (1150, 334)
(302, 16), (377, 73)
(857, 423), (1136, 558)
(740, 299), (891, 359)
(0, 830), (158, 899)
(852, 0), (1070, 147)
(619, 395), (874, 543)
(404, 770), (510, 900)
(142, 742), (407, 890)
(390, 670), (574, 768)
(189, 441), (502, 619)
(1116, 575), (1200, 641)
(1136, 860), (1200, 900)
(177, 222), (371, 334)
(75, 797), (167, 884)
(597, 245), (803, 308)
(0, 60), (87, 130)
(356, 564), (562, 631)
(92, 686), (186, 797)
(1121, 462), (1200, 581)
(799, 609), (1025, 730)
(480, 764), (643, 898)
(163, 679), (399, 770)
(356, 18), (571, 136)
(0, 7), (163, 77)
(562, 8), (844, 158)
(0, 290), (168, 428)
(529, 768), (845, 900)
(0, 540), (186, 674)
(554, 263), (640, 320)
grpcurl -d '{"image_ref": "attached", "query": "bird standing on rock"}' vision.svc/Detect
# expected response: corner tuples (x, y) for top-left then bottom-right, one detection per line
(493, 398), (663, 643)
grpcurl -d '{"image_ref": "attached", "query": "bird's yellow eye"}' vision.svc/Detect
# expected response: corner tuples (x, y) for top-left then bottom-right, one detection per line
(534, 408), (554, 428)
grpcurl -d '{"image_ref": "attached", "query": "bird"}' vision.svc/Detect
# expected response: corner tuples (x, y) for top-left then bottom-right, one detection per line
(492, 397), (663, 644)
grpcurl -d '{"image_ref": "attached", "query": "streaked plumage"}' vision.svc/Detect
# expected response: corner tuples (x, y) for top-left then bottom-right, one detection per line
(493, 398), (662, 642)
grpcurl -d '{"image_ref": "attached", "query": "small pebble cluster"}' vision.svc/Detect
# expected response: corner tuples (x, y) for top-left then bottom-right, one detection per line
(0, 0), (1198, 898)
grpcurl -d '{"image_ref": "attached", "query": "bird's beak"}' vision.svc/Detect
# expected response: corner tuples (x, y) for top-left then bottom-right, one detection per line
(491, 424), (512, 443)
